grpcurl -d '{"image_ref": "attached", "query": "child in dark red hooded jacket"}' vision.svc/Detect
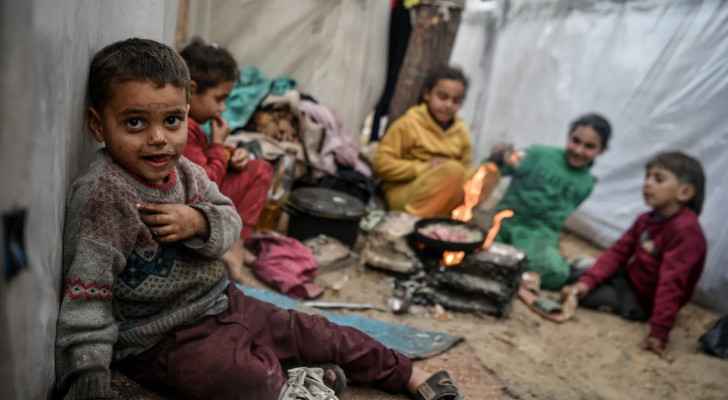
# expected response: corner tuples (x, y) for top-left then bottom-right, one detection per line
(564, 151), (707, 357)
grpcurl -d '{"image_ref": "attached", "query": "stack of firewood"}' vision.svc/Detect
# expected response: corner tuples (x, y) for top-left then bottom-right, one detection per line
(399, 243), (525, 318)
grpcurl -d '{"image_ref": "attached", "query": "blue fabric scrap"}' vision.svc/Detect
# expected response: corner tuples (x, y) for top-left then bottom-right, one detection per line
(238, 285), (463, 360)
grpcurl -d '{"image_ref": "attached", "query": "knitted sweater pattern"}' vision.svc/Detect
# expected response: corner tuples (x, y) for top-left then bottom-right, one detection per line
(56, 151), (241, 399)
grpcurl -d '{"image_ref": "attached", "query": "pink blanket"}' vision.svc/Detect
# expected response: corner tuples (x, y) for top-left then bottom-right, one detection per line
(246, 232), (322, 299)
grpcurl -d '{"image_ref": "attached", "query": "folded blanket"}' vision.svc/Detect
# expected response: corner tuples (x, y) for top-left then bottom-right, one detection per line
(246, 231), (322, 299)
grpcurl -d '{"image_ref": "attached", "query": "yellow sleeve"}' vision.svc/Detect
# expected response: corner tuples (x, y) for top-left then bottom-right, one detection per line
(373, 118), (429, 182)
(460, 130), (473, 168)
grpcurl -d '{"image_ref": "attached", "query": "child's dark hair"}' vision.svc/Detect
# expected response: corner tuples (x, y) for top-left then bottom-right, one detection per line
(88, 38), (191, 110)
(180, 37), (238, 94)
(646, 152), (706, 215)
(569, 113), (612, 150)
(422, 65), (469, 98)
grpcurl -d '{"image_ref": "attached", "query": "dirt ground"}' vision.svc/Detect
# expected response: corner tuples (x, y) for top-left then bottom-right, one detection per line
(236, 232), (728, 400)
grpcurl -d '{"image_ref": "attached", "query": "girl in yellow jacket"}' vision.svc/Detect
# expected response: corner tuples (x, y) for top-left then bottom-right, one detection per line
(374, 65), (472, 217)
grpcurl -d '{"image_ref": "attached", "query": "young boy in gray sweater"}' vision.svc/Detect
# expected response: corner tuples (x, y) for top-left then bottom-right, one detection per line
(56, 38), (460, 400)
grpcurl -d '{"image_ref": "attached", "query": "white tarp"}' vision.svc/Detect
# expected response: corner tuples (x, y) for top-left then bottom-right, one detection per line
(451, 0), (728, 312)
(187, 0), (390, 137)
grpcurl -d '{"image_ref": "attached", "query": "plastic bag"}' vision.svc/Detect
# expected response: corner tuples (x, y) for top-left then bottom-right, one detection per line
(699, 315), (728, 359)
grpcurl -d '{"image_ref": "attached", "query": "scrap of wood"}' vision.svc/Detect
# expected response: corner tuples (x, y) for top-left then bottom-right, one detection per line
(302, 301), (386, 312)
(490, 333), (517, 347)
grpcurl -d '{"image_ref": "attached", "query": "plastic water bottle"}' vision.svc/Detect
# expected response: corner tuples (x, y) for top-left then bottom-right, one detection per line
(269, 148), (297, 201)
(279, 148), (297, 194)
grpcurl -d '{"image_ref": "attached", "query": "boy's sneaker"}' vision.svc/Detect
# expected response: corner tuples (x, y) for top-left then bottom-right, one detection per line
(318, 364), (347, 395)
(414, 370), (463, 400)
(279, 366), (343, 400)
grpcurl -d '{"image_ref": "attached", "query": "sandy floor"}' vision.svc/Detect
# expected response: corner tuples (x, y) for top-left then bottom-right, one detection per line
(236, 232), (728, 400)
(113, 231), (727, 400)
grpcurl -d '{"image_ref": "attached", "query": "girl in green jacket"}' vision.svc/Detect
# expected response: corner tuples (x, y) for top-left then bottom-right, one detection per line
(494, 113), (612, 289)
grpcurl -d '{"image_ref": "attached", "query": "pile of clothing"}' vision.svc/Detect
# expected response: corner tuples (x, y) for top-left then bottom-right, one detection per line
(212, 66), (371, 183)
(245, 231), (322, 299)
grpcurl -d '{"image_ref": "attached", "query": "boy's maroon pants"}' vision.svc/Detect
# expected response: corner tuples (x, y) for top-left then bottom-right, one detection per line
(117, 285), (412, 399)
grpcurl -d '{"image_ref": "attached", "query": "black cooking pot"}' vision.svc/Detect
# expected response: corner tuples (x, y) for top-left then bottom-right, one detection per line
(285, 187), (365, 248)
(408, 218), (485, 258)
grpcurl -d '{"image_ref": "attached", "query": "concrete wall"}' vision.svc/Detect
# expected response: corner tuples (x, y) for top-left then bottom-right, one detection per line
(0, 1), (178, 398)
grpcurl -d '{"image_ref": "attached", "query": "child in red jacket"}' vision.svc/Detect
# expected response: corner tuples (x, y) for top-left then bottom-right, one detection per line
(180, 38), (273, 279)
(564, 151), (707, 357)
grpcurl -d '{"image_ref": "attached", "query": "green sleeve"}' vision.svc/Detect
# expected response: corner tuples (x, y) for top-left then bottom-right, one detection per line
(500, 162), (516, 176)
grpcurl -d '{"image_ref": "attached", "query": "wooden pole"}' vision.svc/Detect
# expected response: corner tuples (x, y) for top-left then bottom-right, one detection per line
(387, 1), (464, 124)
(175, 0), (190, 50)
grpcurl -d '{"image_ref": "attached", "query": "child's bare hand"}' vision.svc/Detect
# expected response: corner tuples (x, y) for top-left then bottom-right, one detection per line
(505, 149), (523, 168)
(137, 203), (209, 243)
(229, 148), (249, 171)
(211, 115), (230, 144)
(561, 282), (589, 299)
(641, 335), (673, 362)
(488, 143), (514, 167)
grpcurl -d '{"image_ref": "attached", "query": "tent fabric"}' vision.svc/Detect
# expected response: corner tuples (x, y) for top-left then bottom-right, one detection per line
(448, 0), (499, 161)
(187, 0), (390, 137)
(450, 0), (728, 312)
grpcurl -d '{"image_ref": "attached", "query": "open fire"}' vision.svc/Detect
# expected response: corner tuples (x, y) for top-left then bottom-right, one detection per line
(442, 250), (466, 266)
(483, 210), (513, 249)
(441, 162), (513, 267)
(451, 163), (498, 222)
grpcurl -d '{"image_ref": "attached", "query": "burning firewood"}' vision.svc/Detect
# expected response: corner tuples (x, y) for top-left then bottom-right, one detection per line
(394, 243), (526, 318)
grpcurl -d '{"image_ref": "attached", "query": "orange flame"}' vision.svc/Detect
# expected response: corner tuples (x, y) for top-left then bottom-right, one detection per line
(451, 163), (498, 222)
(483, 209), (514, 250)
(441, 162), (500, 267)
(442, 251), (465, 267)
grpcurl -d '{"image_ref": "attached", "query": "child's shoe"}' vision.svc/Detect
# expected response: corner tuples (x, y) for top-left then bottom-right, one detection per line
(413, 370), (463, 400)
